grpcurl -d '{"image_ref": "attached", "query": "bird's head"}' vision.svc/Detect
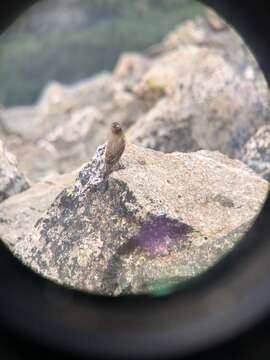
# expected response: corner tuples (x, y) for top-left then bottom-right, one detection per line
(111, 122), (122, 134)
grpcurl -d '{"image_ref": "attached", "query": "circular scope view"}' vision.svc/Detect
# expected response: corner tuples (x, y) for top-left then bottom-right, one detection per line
(0, 0), (269, 296)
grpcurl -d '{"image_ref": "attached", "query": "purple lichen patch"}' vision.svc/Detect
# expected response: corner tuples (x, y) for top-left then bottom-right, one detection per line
(133, 216), (193, 256)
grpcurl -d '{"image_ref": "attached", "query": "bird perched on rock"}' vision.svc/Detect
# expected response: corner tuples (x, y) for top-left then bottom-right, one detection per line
(105, 122), (126, 176)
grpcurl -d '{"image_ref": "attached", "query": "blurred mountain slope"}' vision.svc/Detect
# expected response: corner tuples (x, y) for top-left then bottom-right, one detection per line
(0, 0), (204, 106)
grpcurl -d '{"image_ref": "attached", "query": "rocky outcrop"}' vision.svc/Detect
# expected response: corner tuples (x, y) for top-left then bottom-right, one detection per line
(32, 71), (146, 138)
(132, 12), (270, 156)
(2, 72), (146, 181)
(1, 12), (269, 182)
(0, 144), (267, 295)
(240, 125), (270, 181)
(127, 97), (200, 153)
(147, 10), (260, 73)
(44, 107), (107, 175)
(0, 172), (76, 248)
(128, 45), (269, 156)
(0, 141), (29, 203)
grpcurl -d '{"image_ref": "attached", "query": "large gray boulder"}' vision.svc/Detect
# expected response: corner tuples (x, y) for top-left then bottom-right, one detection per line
(0, 141), (30, 203)
(0, 144), (267, 295)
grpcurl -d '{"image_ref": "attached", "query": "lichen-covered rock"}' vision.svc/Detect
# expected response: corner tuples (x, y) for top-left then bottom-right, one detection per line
(0, 172), (76, 248)
(240, 125), (270, 181)
(0, 141), (30, 203)
(0, 144), (267, 295)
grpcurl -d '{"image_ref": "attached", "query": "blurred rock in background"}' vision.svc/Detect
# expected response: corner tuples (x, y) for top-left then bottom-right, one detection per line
(0, 141), (29, 203)
(0, 4), (269, 182)
(0, 0), (203, 106)
(240, 125), (270, 181)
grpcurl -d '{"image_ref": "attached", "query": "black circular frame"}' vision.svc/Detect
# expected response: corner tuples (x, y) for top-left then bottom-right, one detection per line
(0, 0), (269, 359)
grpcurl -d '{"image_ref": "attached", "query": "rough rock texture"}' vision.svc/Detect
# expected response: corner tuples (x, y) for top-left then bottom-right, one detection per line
(0, 141), (29, 203)
(0, 172), (76, 248)
(0, 144), (267, 295)
(240, 125), (270, 181)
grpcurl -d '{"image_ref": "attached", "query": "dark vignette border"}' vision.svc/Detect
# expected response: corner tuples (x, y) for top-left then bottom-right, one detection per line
(0, 0), (269, 359)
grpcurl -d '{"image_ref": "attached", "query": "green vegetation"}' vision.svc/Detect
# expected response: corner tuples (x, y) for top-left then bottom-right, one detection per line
(149, 276), (190, 297)
(0, 0), (205, 106)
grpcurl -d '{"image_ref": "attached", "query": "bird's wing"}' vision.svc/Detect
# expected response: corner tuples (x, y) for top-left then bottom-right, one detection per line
(105, 151), (120, 166)
(106, 143), (125, 166)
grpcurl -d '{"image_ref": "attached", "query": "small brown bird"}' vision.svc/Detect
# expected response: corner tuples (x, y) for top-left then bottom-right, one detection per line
(105, 122), (126, 176)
